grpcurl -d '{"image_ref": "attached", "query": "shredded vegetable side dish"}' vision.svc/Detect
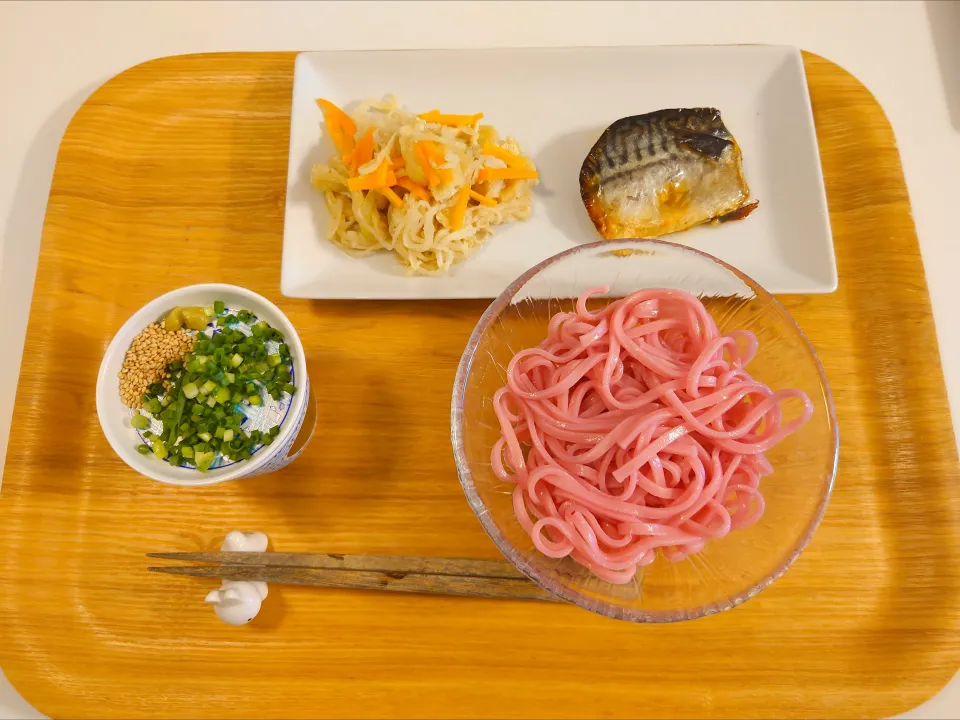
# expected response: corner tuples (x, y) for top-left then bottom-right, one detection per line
(310, 96), (538, 276)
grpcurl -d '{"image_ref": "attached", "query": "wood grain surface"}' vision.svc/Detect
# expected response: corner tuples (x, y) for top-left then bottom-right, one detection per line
(0, 51), (958, 719)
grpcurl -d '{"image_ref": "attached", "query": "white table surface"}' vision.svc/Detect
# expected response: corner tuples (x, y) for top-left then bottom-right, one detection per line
(1, 1), (957, 717)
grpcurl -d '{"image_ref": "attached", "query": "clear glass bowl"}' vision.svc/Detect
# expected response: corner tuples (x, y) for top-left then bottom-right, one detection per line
(451, 239), (838, 622)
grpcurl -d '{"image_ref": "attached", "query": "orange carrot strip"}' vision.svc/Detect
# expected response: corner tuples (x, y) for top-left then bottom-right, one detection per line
(347, 158), (394, 191)
(422, 141), (444, 163)
(347, 175), (381, 192)
(418, 110), (484, 127)
(350, 127), (376, 174)
(414, 142), (441, 186)
(397, 177), (431, 202)
(450, 186), (471, 231)
(378, 187), (404, 209)
(478, 167), (539, 182)
(468, 189), (497, 207)
(420, 142), (455, 185)
(390, 156), (405, 170)
(482, 142), (532, 170)
(316, 98), (357, 159)
(427, 141), (447, 166)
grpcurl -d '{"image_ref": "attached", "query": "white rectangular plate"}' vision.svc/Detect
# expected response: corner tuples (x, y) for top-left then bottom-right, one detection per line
(282, 46), (836, 299)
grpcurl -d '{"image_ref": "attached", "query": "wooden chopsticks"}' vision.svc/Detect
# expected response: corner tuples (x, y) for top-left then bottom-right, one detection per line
(147, 552), (559, 603)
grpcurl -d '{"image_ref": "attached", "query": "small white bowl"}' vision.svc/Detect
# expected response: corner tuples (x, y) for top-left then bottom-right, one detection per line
(96, 284), (314, 486)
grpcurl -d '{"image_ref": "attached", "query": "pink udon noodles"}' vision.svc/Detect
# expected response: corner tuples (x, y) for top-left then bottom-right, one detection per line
(491, 287), (814, 584)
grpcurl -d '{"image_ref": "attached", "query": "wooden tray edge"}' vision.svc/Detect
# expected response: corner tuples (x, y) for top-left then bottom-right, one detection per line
(2, 47), (958, 719)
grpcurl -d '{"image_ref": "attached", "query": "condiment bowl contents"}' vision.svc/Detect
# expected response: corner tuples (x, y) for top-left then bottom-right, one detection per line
(97, 284), (314, 486)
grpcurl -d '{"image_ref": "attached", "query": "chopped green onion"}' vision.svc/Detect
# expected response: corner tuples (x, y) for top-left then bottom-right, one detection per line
(195, 451), (215, 472)
(131, 414), (150, 430)
(131, 303), (289, 472)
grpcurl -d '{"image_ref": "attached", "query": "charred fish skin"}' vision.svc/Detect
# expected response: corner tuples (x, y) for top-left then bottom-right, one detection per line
(579, 108), (756, 239)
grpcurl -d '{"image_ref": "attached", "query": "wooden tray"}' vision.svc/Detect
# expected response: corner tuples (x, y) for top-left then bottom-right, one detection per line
(0, 51), (957, 719)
